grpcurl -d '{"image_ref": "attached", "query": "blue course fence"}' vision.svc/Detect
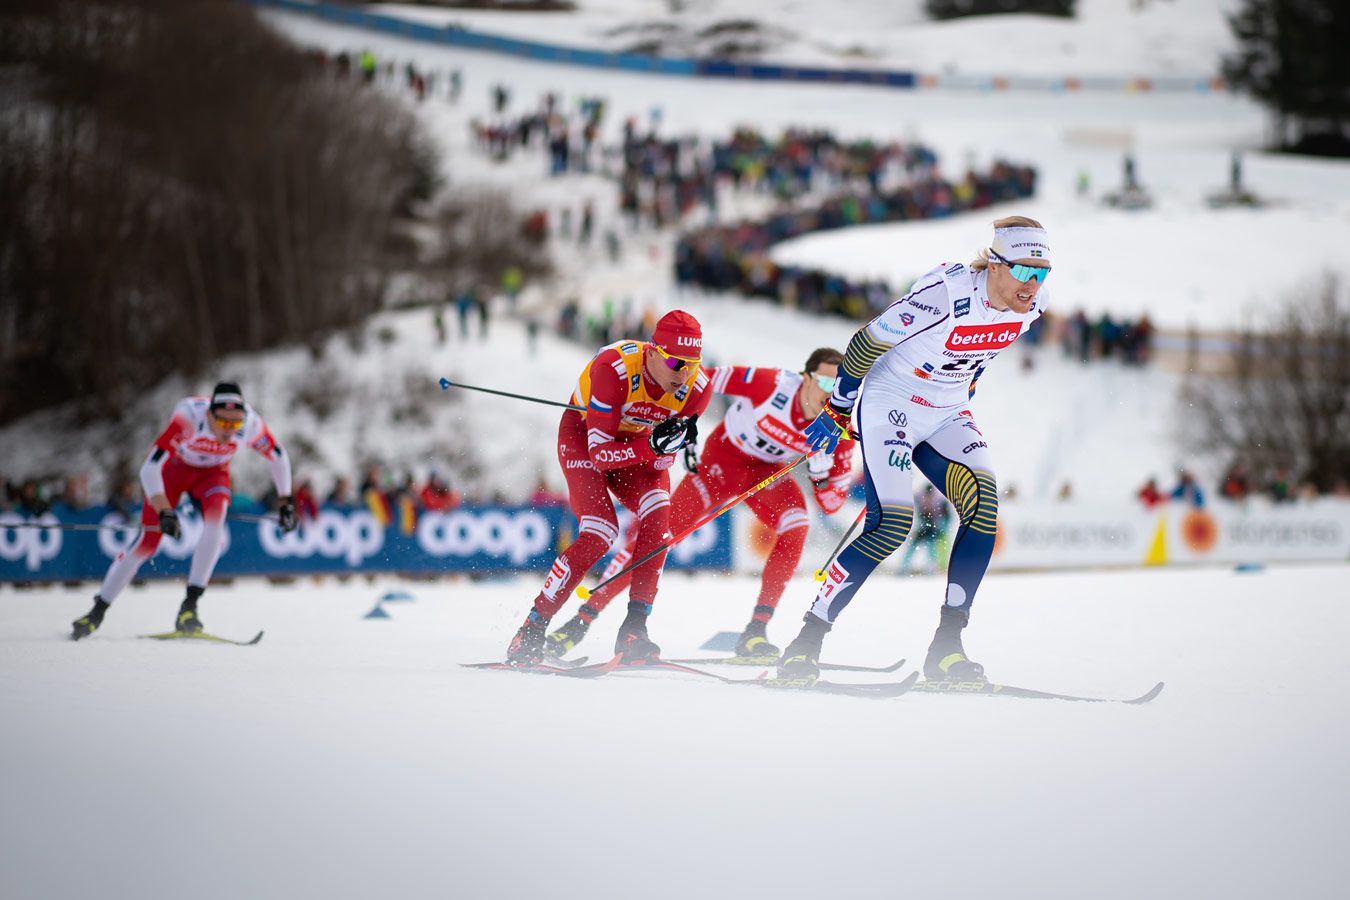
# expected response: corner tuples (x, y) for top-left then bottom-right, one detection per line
(245, 0), (1223, 93)
(0, 505), (732, 583)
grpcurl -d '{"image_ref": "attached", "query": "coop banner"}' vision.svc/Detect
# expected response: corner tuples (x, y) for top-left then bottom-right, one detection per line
(0, 504), (732, 582)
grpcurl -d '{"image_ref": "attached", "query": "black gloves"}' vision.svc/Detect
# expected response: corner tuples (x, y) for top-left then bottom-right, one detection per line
(682, 416), (700, 472)
(649, 415), (697, 456)
(277, 496), (299, 533)
(157, 508), (181, 539)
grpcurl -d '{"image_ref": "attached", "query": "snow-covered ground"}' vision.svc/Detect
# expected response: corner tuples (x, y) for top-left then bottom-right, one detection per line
(3, 564), (1348, 899)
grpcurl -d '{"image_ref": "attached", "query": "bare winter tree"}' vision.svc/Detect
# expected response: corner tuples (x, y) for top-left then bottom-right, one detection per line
(0, 0), (439, 423)
(1186, 273), (1350, 491)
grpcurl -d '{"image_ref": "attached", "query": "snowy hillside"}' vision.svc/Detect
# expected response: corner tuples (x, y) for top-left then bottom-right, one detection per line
(378, 0), (1242, 78)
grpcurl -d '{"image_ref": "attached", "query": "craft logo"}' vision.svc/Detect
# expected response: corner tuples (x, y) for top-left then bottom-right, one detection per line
(962, 441), (987, 454)
(945, 324), (1020, 352)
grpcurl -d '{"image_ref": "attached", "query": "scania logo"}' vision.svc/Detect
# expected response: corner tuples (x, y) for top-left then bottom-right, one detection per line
(945, 324), (1021, 352)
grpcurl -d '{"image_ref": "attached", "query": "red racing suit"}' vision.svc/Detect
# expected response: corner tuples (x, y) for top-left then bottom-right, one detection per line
(532, 340), (712, 618)
(584, 365), (854, 623)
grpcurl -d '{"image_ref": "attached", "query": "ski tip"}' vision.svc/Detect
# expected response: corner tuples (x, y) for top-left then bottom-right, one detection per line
(438, 378), (450, 389)
(1127, 681), (1166, 704)
(245, 631), (264, 645)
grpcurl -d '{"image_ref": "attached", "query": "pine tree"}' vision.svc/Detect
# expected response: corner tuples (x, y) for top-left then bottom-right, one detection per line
(1222, 0), (1350, 155)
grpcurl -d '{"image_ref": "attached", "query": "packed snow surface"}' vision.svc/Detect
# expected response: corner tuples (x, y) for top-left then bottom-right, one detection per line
(3, 564), (1348, 899)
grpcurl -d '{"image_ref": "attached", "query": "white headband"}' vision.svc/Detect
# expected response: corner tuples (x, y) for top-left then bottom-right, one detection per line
(991, 226), (1051, 265)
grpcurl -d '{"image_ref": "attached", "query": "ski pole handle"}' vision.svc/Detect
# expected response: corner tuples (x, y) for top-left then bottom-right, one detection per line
(439, 377), (584, 412)
(576, 453), (811, 600)
(814, 506), (867, 581)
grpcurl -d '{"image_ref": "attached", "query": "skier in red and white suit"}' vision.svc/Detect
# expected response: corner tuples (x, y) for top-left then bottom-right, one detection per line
(505, 311), (712, 666)
(70, 382), (298, 640)
(544, 348), (854, 661)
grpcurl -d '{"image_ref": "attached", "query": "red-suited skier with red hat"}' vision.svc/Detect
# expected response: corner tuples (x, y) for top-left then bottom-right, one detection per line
(506, 310), (712, 666)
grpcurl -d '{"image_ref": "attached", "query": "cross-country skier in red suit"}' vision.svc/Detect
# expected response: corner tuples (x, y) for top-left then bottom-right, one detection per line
(505, 311), (712, 666)
(70, 382), (299, 640)
(543, 348), (855, 662)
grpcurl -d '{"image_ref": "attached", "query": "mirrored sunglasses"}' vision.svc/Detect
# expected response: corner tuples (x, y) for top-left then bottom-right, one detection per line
(811, 373), (838, 393)
(990, 249), (1050, 284)
(654, 345), (699, 373)
(211, 413), (244, 432)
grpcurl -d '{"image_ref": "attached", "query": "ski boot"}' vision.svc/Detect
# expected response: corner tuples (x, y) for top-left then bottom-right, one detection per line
(543, 608), (594, 659)
(773, 614), (831, 687)
(506, 609), (549, 667)
(923, 606), (985, 682)
(614, 601), (660, 664)
(175, 586), (206, 635)
(734, 619), (780, 661)
(71, 596), (110, 641)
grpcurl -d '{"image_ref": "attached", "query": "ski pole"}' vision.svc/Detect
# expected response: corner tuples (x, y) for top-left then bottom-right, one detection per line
(0, 519), (159, 533)
(576, 453), (811, 600)
(228, 512), (280, 525)
(439, 377), (584, 413)
(814, 506), (867, 581)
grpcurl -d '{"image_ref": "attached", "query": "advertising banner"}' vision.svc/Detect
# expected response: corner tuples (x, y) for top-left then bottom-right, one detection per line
(0, 504), (731, 583)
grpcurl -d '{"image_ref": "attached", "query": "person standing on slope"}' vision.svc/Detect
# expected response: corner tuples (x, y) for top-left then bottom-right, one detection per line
(505, 311), (712, 666)
(71, 382), (298, 640)
(543, 348), (855, 662)
(778, 216), (1051, 685)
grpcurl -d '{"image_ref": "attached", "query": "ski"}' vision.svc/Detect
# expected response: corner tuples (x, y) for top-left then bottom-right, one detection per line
(664, 655), (907, 674)
(462, 660), (576, 675)
(908, 679), (1165, 704)
(757, 670), (921, 698)
(140, 630), (264, 646)
(662, 654), (779, 667)
(461, 656), (617, 678)
(598, 658), (920, 699)
(549, 655), (590, 669)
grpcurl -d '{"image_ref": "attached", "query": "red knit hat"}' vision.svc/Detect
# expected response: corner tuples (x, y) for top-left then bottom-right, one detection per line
(650, 310), (703, 359)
